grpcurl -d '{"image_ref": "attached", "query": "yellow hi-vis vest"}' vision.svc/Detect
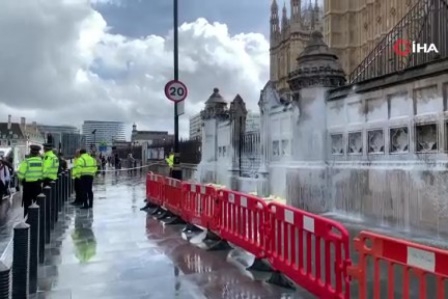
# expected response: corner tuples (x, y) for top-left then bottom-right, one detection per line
(76, 154), (97, 177)
(43, 150), (60, 180)
(17, 156), (43, 182)
(71, 157), (80, 179)
(165, 154), (174, 168)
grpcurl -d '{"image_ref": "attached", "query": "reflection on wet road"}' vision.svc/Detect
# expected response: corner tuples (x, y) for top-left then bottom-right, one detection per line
(36, 173), (316, 299)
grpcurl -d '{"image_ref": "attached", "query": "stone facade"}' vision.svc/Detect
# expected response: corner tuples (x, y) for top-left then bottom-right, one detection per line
(198, 29), (448, 235)
(322, 0), (418, 75)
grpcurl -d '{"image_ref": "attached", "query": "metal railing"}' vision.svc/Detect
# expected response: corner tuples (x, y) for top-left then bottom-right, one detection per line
(349, 0), (448, 84)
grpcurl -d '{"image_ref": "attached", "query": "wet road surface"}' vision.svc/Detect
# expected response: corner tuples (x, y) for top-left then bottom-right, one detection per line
(34, 173), (316, 299)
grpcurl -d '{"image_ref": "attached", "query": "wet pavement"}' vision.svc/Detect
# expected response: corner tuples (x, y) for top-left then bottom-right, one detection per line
(32, 173), (315, 299)
(2, 171), (448, 298)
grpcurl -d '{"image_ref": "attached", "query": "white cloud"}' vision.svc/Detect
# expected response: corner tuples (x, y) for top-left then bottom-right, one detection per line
(0, 0), (269, 138)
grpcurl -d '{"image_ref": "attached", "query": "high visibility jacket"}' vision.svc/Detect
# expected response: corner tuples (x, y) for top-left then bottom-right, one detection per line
(71, 158), (80, 179)
(17, 156), (43, 182)
(165, 154), (174, 168)
(43, 150), (60, 180)
(76, 153), (97, 177)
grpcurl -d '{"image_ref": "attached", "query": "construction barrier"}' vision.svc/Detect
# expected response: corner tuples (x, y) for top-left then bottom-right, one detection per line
(182, 182), (220, 232)
(145, 173), (448, 298)
(163, 177), (183, 217)
(267, 202), (351, 298)
(348, 231), (448, 299)
(219, 189), (269, 260)
(146, 173), (165, 206)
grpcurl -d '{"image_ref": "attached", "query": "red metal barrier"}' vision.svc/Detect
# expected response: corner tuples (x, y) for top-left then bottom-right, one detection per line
(146, 173), (165, 206)
(348, 231), (448, 299)
(145, 172), (151, 200)
(182, 183), (220, 231)
(266, 202), (351, 299)
(164, 177), (183, 217)
(219, 189), (268, 259)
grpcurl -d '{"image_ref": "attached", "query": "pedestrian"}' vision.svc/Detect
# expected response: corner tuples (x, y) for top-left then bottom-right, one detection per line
(16, 145), (43, 217)
(70, 150), (82, 206)
(0, 159), (11, 198)
(58, 152), (68, 173)
(75, 149), (97, 209)
(42, 143), (60, 187)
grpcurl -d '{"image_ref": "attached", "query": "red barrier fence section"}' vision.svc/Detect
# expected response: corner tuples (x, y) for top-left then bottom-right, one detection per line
(144, 176), (448, 298)
(348, 231), (448, 299)
(219, 190), (268, 259)
(146, 173), (165, 206)
(267, 202), (351, 299)
(164, 177), (183, 217)
(182, 183), (220, 232)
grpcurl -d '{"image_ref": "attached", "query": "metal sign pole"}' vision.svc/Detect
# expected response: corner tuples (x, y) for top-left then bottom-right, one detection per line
(172, 0), (182, 180)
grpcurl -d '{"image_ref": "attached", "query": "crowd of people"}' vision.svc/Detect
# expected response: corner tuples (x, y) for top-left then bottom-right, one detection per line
(1, 145), (145, 217)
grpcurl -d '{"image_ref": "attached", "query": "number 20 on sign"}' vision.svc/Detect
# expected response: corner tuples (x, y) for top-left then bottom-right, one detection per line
(164, 80), (188, 102)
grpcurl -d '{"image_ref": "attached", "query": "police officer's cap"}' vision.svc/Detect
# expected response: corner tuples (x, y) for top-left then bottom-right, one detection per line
(42, 143), (53, 149)
(30, 145), (41, 151)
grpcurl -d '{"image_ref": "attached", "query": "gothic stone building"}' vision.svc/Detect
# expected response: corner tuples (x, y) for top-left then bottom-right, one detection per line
(269, 0), (322, 96)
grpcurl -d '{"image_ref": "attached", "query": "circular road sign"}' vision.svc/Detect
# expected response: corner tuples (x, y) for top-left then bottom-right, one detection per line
(165, 80), (188, 102)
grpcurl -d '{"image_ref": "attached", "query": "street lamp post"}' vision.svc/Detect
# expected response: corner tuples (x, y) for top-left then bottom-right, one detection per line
(171, 0), (182, 180)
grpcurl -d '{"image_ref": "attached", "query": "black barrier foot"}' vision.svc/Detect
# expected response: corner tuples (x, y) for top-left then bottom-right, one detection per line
(182, 223), (203, 233)
(163, 216), (186, 225)
(148, 206), (161, 215)
(246, 258), (273, 272)
(154, 210), (168, 220)
(267, 271), (296, 289)
(205, 239), (232, 251)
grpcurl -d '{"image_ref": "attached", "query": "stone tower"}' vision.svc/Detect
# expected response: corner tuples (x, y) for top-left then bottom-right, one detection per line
(228, 95), (248, 190)
(269, 0), (323, 95)
(288, 30), (345, 160)
(200, 88), (228, 163)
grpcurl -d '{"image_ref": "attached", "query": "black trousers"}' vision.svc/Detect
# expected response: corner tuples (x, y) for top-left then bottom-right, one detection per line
(80, 176), (94, 208)
(74, 178), (82, 203)
(22, 181), (42, 217)
(42, 178), (53, 187)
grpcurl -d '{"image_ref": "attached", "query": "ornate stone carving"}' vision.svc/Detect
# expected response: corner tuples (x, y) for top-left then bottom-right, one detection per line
(348, 132), (363, 154)
(390, 127), (409, 153)
(330, 134), (344, 155)
(416, 124), (438, 152)
(368, 130), (385, 154)
(288, 31), (346, 91)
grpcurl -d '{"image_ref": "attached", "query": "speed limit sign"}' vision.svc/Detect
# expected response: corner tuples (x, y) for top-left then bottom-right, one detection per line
(164, 80), (188, 102)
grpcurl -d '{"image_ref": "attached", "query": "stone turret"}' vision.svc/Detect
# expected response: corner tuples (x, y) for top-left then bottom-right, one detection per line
(201, 88), (229, 120)
(288, 31), (346, 92)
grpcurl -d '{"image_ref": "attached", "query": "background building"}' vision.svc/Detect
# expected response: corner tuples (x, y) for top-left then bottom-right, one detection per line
(189, 113), (202, 140)
(82, 120), (126, 151)
(37, 124), (82, 157)
(0, 115), (45, 169)
(322, 0), (417, 75)
(270, 0), (323, 95)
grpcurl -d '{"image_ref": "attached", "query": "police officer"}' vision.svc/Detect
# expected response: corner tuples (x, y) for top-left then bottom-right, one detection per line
(75, 149), (97, 209)
(165, 151), (174, 176)
(70, 149), (82, 206)
(17, 145), (43, 217)
(42, 143), (60, 186)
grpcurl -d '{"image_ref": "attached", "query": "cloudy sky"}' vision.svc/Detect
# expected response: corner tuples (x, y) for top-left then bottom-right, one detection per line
(0, 0), (270, 138)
